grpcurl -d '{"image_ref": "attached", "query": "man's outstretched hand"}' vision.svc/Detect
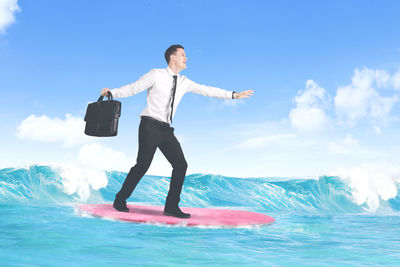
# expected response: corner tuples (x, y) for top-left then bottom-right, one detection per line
(234, 90), (254, 99)
(101, 88), (110, 96)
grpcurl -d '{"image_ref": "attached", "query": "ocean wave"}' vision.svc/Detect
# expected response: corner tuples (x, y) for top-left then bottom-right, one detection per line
(0, 165), (105, 204)
(1, 165), (399, 213)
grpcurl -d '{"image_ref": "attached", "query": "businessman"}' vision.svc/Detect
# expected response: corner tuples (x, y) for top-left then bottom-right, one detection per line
(101, 45), (253, 218)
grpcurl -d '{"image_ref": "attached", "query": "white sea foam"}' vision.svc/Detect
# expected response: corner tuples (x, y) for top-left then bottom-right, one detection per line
(332, 163), (400, 211)
(50, 163), (108, 201)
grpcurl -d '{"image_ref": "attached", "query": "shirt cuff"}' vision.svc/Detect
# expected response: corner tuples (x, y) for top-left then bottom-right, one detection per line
(109, 88), (118, 98)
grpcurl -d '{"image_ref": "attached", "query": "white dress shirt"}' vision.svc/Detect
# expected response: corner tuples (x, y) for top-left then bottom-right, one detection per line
(110, 67), (234, 123)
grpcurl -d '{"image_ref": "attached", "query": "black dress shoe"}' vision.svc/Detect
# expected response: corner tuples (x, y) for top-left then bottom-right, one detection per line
(163, 207), (191, 219)
(113, 199), (129, 212)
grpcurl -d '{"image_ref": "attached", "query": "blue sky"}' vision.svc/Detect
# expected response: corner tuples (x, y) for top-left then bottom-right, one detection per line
(1, 0), (400, 178)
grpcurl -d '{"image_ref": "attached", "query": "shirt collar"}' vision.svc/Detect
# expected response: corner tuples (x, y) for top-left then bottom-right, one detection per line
(166, 66), (180, 78)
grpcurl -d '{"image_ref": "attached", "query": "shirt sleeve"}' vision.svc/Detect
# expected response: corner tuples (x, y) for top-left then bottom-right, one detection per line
(185, 78), (233, 99)
(110, 69), (156, 98)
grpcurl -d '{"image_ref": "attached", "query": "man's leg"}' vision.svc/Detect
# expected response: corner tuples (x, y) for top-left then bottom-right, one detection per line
(115, 119), (159, 205)
(158, 129), (188, 212)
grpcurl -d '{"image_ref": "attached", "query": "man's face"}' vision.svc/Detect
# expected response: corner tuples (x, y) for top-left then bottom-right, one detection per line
(171, 48), (187, 70)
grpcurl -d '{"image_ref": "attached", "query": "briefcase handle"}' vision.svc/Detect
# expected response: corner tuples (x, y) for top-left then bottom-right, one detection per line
(97, 91), (113, 102)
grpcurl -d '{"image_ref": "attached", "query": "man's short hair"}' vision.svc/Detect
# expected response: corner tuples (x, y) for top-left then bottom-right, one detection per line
(164, 45), (184, 64)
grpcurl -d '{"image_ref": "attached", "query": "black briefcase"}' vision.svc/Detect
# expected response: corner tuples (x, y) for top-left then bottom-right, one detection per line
(84, 92), (121, 137)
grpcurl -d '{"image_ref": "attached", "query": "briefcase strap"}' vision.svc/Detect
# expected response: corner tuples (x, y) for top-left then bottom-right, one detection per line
(97, 91), (113, 102)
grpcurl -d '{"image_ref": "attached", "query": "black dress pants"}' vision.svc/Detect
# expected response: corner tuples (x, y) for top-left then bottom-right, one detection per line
(115, 116), (188, 209)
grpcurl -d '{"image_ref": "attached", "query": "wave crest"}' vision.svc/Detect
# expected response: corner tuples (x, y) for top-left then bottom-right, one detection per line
(1, 165), (399, 213)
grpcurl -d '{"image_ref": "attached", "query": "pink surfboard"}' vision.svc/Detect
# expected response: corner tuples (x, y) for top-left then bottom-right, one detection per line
(77, 204), (274, 227)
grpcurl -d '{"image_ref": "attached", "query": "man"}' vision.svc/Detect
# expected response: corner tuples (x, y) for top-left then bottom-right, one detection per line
(101, 45), (253, 218)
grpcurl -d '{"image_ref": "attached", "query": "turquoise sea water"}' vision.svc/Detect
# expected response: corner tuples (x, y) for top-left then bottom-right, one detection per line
(1, 166), (400, 266)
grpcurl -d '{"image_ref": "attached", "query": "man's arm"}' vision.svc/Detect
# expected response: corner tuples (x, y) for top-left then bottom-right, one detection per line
(186, 78), (254, 99)
(101, 69), (156, 97)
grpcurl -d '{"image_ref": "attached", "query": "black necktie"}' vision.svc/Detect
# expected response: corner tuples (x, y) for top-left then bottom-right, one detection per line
(169, 75), (177, 123)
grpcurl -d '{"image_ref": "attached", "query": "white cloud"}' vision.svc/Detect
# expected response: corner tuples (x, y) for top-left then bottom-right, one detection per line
(17, 114), (93, 147)
(369, 94), (398, 120)
(372, 125), (382, 135)
(289, 80), (329, 132)
(221, 99), (240, 107)
(392, 69), (400, 90)
(78, 143), (173, 176)
(351, 67), (375, 88)
(375, 69), (391, 88)
(335, 84), (372, 123)
(15, 113), (176, 176)
(235, 134), (296, 149)
(0, 0), (20, 33)
(78, 143), (134, 172)
(335, 67), (398, 126)
(328, 133), (359, 154)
